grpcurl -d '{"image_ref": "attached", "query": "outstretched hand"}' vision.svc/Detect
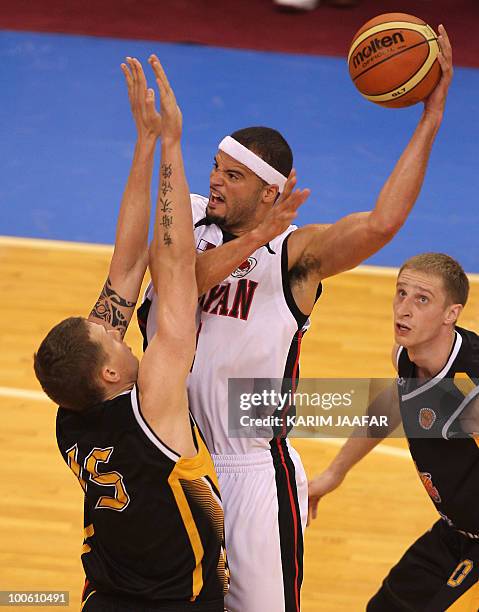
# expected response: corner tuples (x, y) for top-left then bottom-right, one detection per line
(255, 170), (310, 243)
(121, 57), (162, 140)
(423, 24), (453, 118)
(307, 469), (345, 526)
(148, 54), (183, 144)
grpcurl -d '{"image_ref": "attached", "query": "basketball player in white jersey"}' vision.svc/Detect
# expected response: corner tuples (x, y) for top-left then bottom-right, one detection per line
(139, 27), (453, 612)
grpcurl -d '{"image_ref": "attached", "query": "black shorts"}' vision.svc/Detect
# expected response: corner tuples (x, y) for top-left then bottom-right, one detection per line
(367, 519), (479, 611)
(81, 582), (224, 612)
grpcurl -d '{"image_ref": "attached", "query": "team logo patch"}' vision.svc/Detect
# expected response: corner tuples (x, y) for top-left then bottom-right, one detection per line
(419, 472), (442, 503)
(419, 407), (436, 430)
(197, 239), (216, 252)
(231, 257), (257, 278)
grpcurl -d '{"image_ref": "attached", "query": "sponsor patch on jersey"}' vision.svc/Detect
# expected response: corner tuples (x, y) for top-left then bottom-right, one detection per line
(419, 471), (442, 503)
(419, 407), (436, 430)
(197, 239), (216, 252)
(231, 257), (257, 278)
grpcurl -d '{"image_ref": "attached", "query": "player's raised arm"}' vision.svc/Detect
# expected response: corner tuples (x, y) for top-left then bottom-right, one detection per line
(288, 25), (453, 284)
(147, 170), (309, 296)
(88, 58), (161, 337)
(138, 56), (197, 421)
(195, 170), (310, 294)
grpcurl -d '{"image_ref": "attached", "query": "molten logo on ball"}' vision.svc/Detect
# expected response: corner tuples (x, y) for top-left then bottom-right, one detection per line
(352, 32), (405, 69)
(348, 13), (441, 107)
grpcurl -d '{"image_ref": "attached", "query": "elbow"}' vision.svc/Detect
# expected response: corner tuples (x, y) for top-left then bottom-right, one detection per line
(368, 216), (404, 241)
(175, 251), (197, 270)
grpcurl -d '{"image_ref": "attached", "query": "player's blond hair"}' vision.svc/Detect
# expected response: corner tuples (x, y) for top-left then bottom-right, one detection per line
(399, 253), (469, 306)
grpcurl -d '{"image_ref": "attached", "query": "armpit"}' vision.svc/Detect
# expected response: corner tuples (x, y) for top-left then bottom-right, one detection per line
(289, 253), (322, 287)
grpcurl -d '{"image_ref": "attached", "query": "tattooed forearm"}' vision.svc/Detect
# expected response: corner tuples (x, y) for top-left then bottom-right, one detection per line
(89, 277), (136, 337)
(160, 162), (173, 246)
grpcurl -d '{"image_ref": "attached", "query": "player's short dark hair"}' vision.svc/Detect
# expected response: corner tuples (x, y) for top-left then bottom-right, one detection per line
(33, 317), (106, 412)
(399, 253), (469, 306)
(230, 127), (293, 178)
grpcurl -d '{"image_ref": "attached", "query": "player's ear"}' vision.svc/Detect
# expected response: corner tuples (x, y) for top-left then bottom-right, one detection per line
(101, 366), (120, 383)
(444, 303), (463, 325)
(262, 183), (279, 204)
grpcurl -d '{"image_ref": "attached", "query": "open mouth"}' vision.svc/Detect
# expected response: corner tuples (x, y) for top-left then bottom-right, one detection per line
(396, 322), (411, 333)
(209, 189), (225, 205)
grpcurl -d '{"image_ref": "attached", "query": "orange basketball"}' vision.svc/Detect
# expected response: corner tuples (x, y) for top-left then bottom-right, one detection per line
(348, 13), (441, 108)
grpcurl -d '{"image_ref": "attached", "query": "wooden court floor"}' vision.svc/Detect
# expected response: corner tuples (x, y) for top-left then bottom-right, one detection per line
(1, 236), (478, 611)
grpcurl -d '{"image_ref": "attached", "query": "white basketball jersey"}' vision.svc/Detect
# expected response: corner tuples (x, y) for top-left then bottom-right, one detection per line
(143, 194), (316, 455)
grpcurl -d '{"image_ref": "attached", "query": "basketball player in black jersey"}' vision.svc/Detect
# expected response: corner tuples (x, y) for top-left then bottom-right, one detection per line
(33, 56), (233, 611)
(308, 253), (479, 611)
(33, 53), (308, 611)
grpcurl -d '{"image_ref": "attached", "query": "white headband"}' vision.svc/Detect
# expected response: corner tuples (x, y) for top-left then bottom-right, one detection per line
(218, 136), (287, 193)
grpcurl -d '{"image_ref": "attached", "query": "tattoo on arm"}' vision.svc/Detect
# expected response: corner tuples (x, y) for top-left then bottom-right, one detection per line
(160, 163), (173, 246)
(90, 277), (136, 337)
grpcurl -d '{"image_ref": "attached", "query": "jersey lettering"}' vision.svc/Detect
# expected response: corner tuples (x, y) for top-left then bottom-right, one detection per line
(66, 444), (87, 492)
(85, 447), (130, 512)
(201, 279), (259, 320)
(209, 284), (231, 316)
(447, 559), (473, 587)
(66, 444), (130, 511)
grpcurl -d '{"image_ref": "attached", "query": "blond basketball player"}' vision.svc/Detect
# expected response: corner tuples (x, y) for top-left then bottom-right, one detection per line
(308, 253), (479, 611)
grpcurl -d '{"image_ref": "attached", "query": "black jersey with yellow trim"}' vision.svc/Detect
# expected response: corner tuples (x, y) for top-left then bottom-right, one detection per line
(56, 386), (228, 605)
(397, 326), (479, 535)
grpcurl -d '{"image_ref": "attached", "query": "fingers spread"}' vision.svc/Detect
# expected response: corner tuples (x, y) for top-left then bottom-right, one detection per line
(282, 169), (297, 196)
(282, 188), (310, 213)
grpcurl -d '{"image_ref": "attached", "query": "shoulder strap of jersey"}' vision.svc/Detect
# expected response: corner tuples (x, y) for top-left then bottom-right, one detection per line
(281, 231), (322, 329)
(137, 293), (152, 352)
(396, 344), (418, 380)
(456, 326), (479, 382)
(130, 385), (181, 462)
(190, 193), (209, 225)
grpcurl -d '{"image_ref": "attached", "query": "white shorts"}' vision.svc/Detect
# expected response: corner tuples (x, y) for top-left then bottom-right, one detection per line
(213, 440), (308, 612)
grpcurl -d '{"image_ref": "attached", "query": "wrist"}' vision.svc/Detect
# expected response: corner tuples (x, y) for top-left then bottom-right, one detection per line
(161, 135), (182, 148)
(247, 228), (269, 249)
(136, 134), (158, 150)
(328, 457), (352, 481)
(421, 108), (443, 130)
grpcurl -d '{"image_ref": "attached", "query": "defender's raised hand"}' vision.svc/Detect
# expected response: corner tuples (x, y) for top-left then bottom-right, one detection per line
(121, 57), (162, 139)
(148, 54), (183, 144)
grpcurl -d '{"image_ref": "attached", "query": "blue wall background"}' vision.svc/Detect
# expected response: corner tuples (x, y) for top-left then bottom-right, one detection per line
(1, 31), (478, 270)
